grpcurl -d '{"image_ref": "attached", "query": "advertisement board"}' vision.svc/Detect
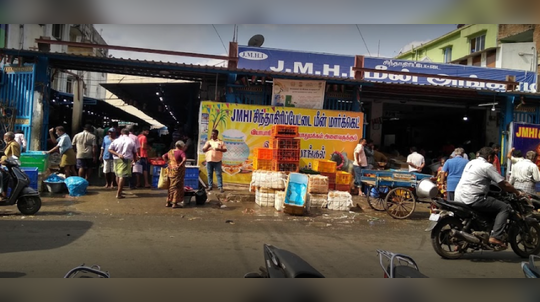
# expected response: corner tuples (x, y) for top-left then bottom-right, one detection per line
(238, 45), (537, 93)
(509, 122), (540, 171)
(271, 79), (326, 109)
(197, 101), (364, 184)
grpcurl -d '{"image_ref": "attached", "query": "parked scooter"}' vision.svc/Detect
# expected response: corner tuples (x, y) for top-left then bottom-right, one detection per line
(244, 244), (324, 278)
(0, 157), (41, 215)
(521, 255), (540, 278)
(377, 250), (428, 278)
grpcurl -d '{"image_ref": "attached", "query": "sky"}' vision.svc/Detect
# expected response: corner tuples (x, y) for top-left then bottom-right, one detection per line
(93, 24), (458, 66)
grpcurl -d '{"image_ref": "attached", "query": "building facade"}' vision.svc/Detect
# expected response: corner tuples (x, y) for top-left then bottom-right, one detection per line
(2, 24), (108, 101)
(395, 24), (538, 74)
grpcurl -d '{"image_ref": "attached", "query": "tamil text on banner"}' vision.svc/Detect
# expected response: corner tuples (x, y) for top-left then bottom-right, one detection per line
(238, 45), (537, 93)
(511, 122), (540, 171)
(271, 79), (325, 109)
(197, 101), (364, 185)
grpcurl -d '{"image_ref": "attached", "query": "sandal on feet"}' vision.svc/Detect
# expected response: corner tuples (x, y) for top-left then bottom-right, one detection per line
(172, 203), (183, 208)
(116, 195), (125, 199)
(165, 202), (172, 207)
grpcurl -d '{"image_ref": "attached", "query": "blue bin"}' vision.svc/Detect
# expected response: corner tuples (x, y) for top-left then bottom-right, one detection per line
(21, 167), (39, 191)
(152, 175), (160, 188)
(185, 166), (199, 179)
(184, 178), (199, 190)
(284, 173), (308, 207)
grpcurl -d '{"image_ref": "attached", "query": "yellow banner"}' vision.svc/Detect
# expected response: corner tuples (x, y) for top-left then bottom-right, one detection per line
(197, 101), (364, 184)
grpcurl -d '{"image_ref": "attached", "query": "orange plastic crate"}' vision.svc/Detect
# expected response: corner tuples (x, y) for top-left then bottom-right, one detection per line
(336, 171), (353, 185)
(271, 125), (299, 138)
(254, 148), (273, 160)
(313, 160), (337, 173)
(335, 184), (350, 192)
(272, 160), (300, 173)
(271, 138), (301, 150)
(273, 149), (300, 161)
(253, 158), (272, 170)
(319, 172), (336, 183)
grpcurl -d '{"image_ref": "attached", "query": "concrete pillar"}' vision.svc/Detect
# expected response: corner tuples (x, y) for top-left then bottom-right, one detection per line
(72, 79), (84, 134)
(32, 56), (50, 151)
(370, 100), (384, 146)
(30, 90), (43, 151)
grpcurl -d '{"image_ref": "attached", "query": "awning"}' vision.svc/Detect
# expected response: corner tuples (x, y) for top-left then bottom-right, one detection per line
(50, 89), (164, 129)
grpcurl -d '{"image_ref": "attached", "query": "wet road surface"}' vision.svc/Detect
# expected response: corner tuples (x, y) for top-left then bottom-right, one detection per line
(0, 186), (529, 278)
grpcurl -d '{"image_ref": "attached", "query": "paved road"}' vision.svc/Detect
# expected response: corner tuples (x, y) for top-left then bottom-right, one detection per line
(0, 187), (529, 278)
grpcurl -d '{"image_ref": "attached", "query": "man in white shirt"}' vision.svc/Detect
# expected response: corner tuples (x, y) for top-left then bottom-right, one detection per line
(407, 147), (425, 172)
(454, 147), (523, 247)
(509, 151), (540, 194)
(108, 128), (138, 199)
(353, 138), (368, 195)
(507, 147), (524, 165)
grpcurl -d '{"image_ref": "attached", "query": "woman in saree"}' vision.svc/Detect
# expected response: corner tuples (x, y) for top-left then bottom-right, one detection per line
(163, 140), (187, 208)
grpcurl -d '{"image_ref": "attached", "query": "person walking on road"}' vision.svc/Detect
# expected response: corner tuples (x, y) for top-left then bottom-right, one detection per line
(72, 124), (98, 183)
(163, 140), (187, 208)
(509, 150), (540, 195)
(47, 126), (77, 177)
(100, 128), (116, 189)
(108, 128), (138, 199)
(202, 129), (227, 193)
(137, 127), (151, 188)
(353, 138), (368, 196)
(440, 148), (469, 201)
(407, 147), (425, 173)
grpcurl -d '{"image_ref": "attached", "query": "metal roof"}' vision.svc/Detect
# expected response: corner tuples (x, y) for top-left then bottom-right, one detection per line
(4, 48), (540, 106)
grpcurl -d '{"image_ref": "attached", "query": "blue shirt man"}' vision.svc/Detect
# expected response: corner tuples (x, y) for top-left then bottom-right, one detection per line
(441, 148), (469, 201)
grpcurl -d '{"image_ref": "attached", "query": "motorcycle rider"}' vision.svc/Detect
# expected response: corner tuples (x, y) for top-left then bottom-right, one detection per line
(454, 146), (523, 248)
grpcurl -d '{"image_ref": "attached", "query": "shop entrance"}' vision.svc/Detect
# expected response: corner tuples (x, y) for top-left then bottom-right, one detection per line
(379, 102), (488, 160)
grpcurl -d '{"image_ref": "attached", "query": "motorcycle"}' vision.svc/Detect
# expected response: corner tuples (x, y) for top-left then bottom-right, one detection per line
(0, 156), (41, 215)
(244, 244), (324, 278)
(426, 184), (540, 259)
(376, 250), (428, 278)
(521, 255), (540, 278)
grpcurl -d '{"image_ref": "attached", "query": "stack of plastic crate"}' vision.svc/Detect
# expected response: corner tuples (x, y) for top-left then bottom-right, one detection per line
(313, 160), (337, 190)
(335, 171), (353, 192)
(271, 125), (300, 173)
(253, 148), (273, 171)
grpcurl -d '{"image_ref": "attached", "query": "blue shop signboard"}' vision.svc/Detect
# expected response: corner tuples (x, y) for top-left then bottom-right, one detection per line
(510, 122), (540, 169)
(237, 46), (537, 93)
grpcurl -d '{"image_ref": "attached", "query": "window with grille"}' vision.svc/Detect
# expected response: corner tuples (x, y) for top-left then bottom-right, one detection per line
(470, 35), (485, 53)
(443, 47), (452, 63)
(52, 24), (63, 40)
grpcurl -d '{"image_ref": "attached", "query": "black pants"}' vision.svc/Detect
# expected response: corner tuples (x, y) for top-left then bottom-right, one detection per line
(469, 196), (512, 240)
(447, 191), (455, 201)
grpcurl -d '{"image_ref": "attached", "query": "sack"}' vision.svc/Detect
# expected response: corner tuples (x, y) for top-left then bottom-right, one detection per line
(133, 163), (143, 174)
(64, 176), (89, 197)
(195, 188), (207, 205)
(158, 167), (169, 189)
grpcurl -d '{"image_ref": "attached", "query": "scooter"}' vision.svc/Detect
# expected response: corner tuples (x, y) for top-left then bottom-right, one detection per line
(521, 255), (540, 278)
(0, 156), (41, 215)
(377, 250), (428, 278)
(244, 244), (325, 278)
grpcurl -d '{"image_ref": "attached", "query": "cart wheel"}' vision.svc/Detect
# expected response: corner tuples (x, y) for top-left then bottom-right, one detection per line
(384, 187), (416, 219)
(366, 185), (388, 211)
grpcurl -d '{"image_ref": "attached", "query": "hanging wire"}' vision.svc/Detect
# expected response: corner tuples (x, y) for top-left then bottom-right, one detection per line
(355, 24), (371, 56)
(212, 24), (228, 54)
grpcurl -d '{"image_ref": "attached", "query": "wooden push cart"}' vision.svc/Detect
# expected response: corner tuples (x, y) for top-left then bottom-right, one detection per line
(360, 169), (434, 219)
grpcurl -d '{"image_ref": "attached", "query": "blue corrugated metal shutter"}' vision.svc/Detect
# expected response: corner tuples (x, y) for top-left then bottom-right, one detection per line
(0, 64), (35, 150)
